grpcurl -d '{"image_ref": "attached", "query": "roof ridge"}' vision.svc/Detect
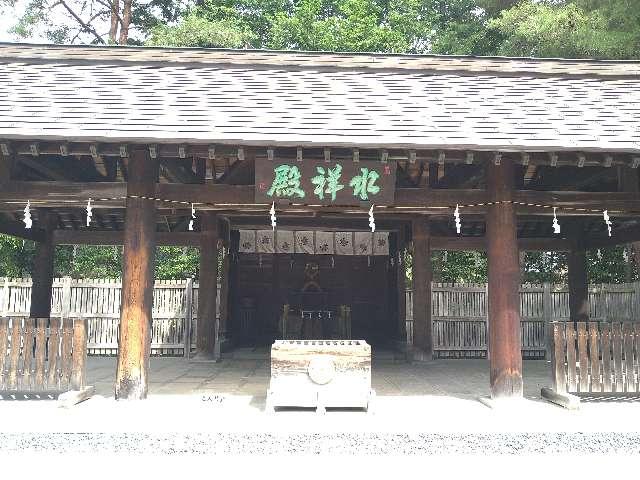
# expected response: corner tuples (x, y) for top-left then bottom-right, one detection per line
(0, 42), (638, 77)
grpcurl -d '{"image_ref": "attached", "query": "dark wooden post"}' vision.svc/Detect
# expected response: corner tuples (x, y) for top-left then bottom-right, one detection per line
(197, 212), (219, 358)
(115, 148), (158, 400)
(396, 228), (407, 345)
(486, 158), (523, 398)
(411, 217), (432, 361)
(30, 210), (57, 318)
(567, 223), (590, 322)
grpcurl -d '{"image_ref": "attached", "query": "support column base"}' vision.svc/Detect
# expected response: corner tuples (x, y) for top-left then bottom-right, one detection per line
(190, 351), (221, 363)
(477, 396), (527, 410)
(409, 347), (433, 363)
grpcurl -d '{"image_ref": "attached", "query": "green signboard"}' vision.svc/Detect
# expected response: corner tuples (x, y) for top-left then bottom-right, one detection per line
(255, 160), (396, 205)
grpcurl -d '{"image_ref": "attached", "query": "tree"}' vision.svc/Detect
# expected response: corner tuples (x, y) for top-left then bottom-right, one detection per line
(488, 1), (640, 59)
(5, 0), (188, 44)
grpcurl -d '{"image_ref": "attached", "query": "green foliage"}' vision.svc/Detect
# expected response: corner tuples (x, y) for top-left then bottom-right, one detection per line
(488, 1), (640, 59)
(155, 247), (199, 279)
(55, 245), (123, 278)
(0, 235), (36, 277)
(146, 13), (256, 48)
(268, 0), (408, 52)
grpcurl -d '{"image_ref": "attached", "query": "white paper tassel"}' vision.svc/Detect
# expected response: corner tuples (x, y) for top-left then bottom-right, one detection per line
(86, 198), (93, 227)
(188, 203), (196, 231)
(454, 204), (461, 234)
(368, 205), (375, 233)
(603, 210), (612, 237)
(23, 200), (32, 229)
(270, 202), (276, 230)
(552, 207), (560, 234)
(623, 249), (629, 262)
(597, 249), (602, 260)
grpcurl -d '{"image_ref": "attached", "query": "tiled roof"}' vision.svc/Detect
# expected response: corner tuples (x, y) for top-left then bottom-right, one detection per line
(0, 43), (638, 152)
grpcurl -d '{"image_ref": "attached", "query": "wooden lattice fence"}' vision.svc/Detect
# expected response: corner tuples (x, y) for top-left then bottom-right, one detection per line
(406, 282), (640, 359)
(0, 277), (219, 357)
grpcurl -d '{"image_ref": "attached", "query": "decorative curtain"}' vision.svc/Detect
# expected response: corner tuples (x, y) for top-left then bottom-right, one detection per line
(295, 231), (315, 254)
(239, 230), (256, 253)
(335, 232), (354, 256)
(276, 230), (295, 254)
(237, 230), (389, 256)
(315, 231), (334, 255)
(373, 232), (389, 256)
(256, 230), (275, 253)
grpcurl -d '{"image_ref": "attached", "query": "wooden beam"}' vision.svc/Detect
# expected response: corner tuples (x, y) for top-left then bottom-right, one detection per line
(0, 216), (45, 242)
(53, 230), (199, 246)
(30, 210), (57, 318)
(17, 155), (69, 181)
(486, 159), (523, 399)
(411, 217), (432, 361)
(0, 182), (638, 214)
(115, 148), (158, 400)
(431, 236), (571, 251)
(196, 212), (219, 359)
(584, 223), (640, 249)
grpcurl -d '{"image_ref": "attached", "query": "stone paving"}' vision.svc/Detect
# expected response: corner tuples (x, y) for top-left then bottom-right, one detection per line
(87, 355), (548, 402)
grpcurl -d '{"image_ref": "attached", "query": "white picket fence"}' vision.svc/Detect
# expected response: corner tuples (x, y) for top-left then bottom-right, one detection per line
(406, 282), (640, 359)
(0, 277), (219, 357)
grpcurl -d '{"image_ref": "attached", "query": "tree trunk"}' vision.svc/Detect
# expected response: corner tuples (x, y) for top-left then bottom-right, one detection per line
(109, 0), (120, 43)
(118, 0), (133, 44)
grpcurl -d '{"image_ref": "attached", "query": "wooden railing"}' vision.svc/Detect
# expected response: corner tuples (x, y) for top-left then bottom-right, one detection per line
(550, 321), (640, 394)
(406, 282), (640, 359)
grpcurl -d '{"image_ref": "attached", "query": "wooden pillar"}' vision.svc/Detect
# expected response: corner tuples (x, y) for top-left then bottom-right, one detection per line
(567, 224), (589, 322)
(411, 217), (432, 361)
(30, 210), (57, 318)
(115, 148), (158, 400)
(196, 212), (219, 358)
(486, 158), (523, 399)
(396, 228), (407, 344)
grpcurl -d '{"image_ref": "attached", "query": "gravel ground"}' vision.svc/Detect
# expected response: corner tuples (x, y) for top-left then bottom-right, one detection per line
(2, 432), (640, 455)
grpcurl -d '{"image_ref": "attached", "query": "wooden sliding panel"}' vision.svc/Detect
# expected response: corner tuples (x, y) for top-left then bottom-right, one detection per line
(486, 159), (522, 398)
(115, 148), (158, 400)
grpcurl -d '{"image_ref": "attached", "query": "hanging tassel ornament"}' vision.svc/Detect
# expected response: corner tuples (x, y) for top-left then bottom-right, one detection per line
(603, 210), (612, 237)
(23, 200), (32, 229)
(86, 198), (93, 227)
(623, 249), (629, 263)
(188, 203), (196, 231)
(368, 205), (375, 232)
(552, 207), (560, 234)
(454, 204), (461, 234)
(331, 256), (335, 268)
(270, 202), (276, 231)
(597, 249), (603, 260)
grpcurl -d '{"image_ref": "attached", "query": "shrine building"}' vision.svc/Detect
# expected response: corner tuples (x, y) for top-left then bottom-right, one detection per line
(0, 43), (639, 400)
